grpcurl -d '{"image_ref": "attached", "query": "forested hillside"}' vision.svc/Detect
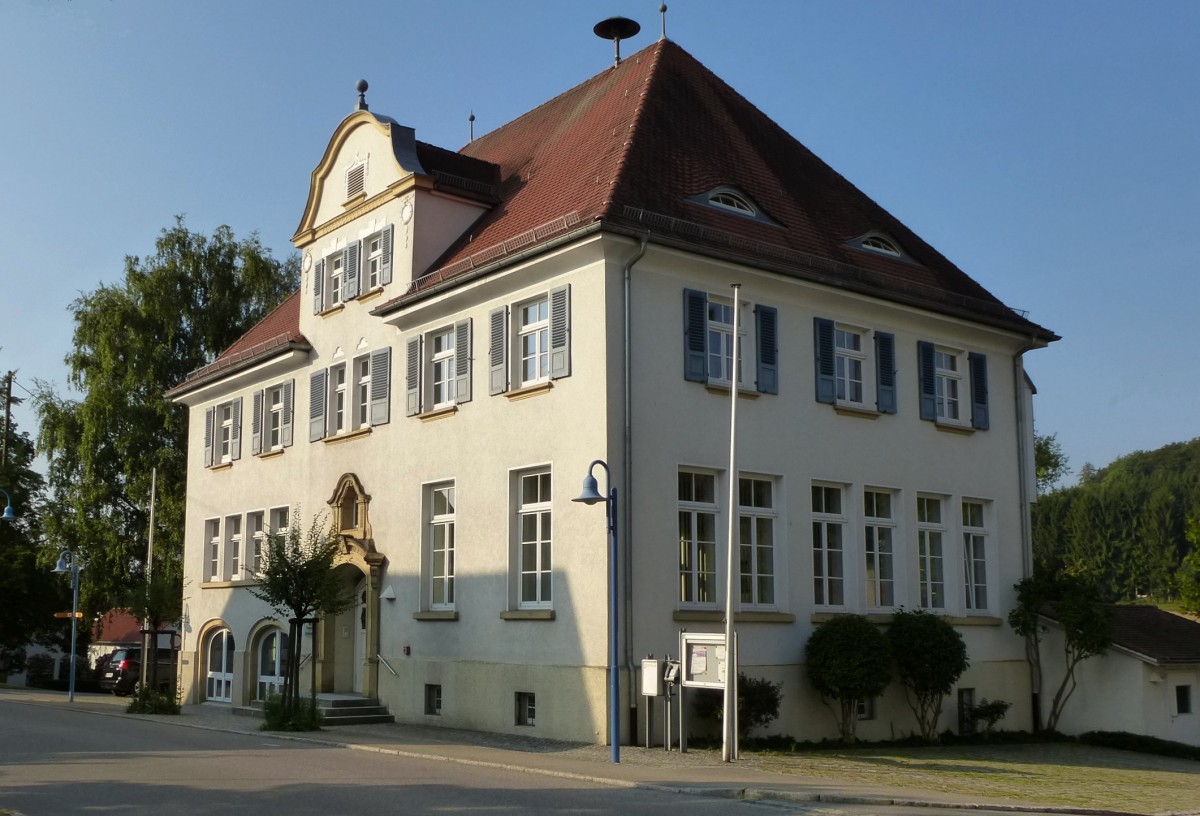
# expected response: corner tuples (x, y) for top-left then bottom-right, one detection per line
(1032, 438), (1200, 606)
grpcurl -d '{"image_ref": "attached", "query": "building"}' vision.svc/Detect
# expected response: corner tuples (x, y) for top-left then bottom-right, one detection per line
(168, 33), (1057, 744)
(1041, 605), (1200, 746)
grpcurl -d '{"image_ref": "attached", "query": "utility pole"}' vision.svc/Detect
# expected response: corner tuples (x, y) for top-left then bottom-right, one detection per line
(1, 370), (13, 474)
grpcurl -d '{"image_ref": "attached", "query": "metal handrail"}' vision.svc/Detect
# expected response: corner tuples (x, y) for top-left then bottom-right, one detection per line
(376, 653), (397, 677)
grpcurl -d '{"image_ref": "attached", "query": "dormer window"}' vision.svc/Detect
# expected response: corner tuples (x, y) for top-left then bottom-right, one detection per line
(688, 185), (778, 226)
(850, 232), (907, 259)
(710, 191), (755, 215)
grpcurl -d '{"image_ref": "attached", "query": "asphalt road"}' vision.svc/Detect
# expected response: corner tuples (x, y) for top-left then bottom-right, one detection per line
(0, 701), (802, 816)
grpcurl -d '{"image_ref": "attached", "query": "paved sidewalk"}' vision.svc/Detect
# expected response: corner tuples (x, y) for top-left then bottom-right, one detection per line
(0, 688), (1154, 815)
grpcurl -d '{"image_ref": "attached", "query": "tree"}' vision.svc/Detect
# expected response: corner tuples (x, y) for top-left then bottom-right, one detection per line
(804, 614), (892, 743)
(887, 610), (969, 742)
(0, 413), (65, 677)
(248, 513), (355, 724)
(1009, 574), (1110, 733)
(1179, 514), (1200, 615)
(1034, 432), (1069, 494)
(34, 218), (298, 613)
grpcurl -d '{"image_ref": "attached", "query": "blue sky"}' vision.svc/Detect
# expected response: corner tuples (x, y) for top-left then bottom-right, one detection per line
(2, 0), (1197, 481)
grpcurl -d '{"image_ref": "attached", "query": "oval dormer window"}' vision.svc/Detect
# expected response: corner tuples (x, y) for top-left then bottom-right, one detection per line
(861, 235), (901, 257)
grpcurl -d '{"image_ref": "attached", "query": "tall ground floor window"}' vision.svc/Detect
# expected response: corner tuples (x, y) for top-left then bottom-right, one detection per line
(206, 629), (235, 702)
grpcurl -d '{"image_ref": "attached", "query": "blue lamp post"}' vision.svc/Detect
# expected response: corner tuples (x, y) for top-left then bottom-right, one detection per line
(52, 550), (83, 702)
(573, 459), (620, 764)
(0, 488), (15, 521)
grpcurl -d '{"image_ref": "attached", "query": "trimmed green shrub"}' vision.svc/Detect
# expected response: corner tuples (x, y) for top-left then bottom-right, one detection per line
(804, 614), (891, 743)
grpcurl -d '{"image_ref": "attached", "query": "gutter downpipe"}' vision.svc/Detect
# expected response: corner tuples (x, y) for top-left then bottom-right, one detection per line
(1013, 335), (1041, 732)
(623, 232), (649, 739)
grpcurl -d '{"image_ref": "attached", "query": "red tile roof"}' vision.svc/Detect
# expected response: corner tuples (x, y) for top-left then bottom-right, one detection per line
(381, 39), (1054, 340)
(167, 290), (308, 397)
(190, 38), (1055, 391)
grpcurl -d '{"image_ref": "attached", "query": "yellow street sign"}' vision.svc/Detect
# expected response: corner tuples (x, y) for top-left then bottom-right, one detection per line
(54, 611), (82, 618)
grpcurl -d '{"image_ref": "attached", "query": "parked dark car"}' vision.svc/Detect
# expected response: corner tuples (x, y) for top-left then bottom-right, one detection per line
(98, 646), (178, 696)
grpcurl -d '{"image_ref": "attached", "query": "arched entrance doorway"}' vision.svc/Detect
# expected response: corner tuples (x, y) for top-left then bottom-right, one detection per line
(315, 473), (385, 697)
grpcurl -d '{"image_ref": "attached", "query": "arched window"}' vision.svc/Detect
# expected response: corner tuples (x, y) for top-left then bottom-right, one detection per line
(329, 473), (371, 540)
(206, 629), (235, 702)
(256, 629), (289, 701)
(861, 235), (901, 256)
(709, 190), (755, 215)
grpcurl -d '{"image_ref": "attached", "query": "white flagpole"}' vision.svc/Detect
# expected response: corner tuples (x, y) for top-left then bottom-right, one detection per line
(722, 283), (741, 762)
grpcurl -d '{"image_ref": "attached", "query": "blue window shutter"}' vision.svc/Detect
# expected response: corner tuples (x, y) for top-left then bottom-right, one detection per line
(370, 346), (391, 426)
(406, 337), (422, 416)
(313, 259), (324, 314)
(755, 305), (778, 394)
(343, 242), (360, 301)
(875, 332), (897, 414)
(918, 341), (937, 421)
(251, 390), (263, 455)
(309, 370), (327, 441)
(548, 285), (571, 379)
(230, 397), (242, 461)
(281, 380), (294, 447)
(969, 352), (990, 430)
(454, 319), (472, 403)
(683, 289), (708, 382)
(488, 306), (508, 395)
(813, 317), (836, 404)
(203, 407), (214, 467)
(380, 224), (394, 285)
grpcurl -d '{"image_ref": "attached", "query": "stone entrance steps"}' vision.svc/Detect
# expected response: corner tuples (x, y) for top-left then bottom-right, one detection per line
(315, 692), (395, 726)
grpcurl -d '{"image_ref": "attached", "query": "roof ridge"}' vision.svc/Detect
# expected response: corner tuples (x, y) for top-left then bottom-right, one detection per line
(598, 40), (668, 220)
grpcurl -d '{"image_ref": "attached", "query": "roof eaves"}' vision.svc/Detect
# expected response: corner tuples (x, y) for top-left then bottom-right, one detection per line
(165, 333), (311, 399)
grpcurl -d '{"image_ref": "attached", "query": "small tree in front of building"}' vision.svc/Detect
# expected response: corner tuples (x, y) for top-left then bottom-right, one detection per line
(249, 512), (354, 729)
(804, 614), (891, 744)
(887, 609), (969, 742)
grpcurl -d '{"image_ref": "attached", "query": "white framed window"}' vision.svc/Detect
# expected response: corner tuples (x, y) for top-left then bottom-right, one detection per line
(706, 299), (745, 386)
(330, 364), (347, 435)
(256, 629), (288, 701)
(406, 321), (471, 415)
(354, 355), (372, 430)
(204, 398), (242, 467)
(917, 495), (946, 609)
(811, 483), (845, 606)
(864, 489), (895, 608)
(962, 500), (989, 611)
(739, 475), (776, 607)
(488, 287), (571, 395)
(365, 232), (383, 289)
(861, 235), (901, 256)
(247, 511), (265, 576)
(205, 518), (220, 582)
(205, 629), (235, 702)
(329, 253), (344, 307)
(517, 469), (552, 608)
(835, 327), (865, 405)
(269, 506), (290, 537)
(428, 482), (456, 609)
(934, 348), (961, 422)
(431, 329), (456, 407)
(678, 470), (719, 607)
(251, 381), (294, 456)
(224, 514), (242, 581)
(857, 697), (876, 721)
(519, 297), (550, 386)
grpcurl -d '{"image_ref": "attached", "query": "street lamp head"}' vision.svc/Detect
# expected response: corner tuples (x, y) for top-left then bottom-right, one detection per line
(53, 550), (74, 574)
(0, 488), (14, 521)
(573, 473), (606, 505)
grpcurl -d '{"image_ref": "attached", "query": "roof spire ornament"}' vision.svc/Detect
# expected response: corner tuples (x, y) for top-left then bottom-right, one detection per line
(469, 111), (476, 143)
(593, 16), (640, 67)
(355, 79), (369, 112)
(660, 4), (668, 41)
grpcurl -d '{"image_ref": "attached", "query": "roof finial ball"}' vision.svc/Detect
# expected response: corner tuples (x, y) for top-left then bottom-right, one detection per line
(660, 4), (668, 41)
(355, 79), (369, 112)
